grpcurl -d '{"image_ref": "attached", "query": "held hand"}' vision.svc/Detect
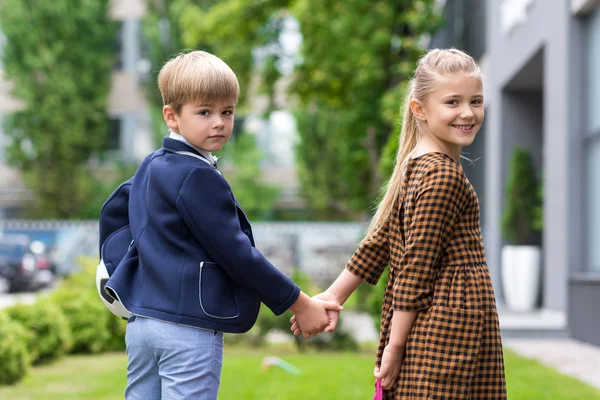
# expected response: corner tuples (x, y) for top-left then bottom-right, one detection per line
(290, 291), (341, 336)
(289, 293), (343, 338)
(374, 344), (405, 390)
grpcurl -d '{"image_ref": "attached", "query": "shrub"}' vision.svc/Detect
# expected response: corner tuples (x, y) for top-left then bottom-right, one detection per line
(50, 287), (110, 354)
(51, 255), (126, 353)
(104, 316), (127, 352)
(254, 269), (359, 352)
(501, 147), (543, 245)
(5, 301), (72, 365)
(0, 312), (30, 385)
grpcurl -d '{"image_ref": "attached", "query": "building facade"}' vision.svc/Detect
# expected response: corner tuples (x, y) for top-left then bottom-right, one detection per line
(432, 0), (600, 345)
(485, 0), (600, 346)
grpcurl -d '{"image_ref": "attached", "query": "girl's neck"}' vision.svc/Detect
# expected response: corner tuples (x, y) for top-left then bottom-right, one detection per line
(412, 136), (461, 163)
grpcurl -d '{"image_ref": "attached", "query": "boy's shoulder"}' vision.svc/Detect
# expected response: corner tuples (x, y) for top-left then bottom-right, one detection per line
(143, 137), (229, 191)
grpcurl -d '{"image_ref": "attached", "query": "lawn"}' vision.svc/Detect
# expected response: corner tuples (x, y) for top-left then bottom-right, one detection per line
(0, 347), (599, 399)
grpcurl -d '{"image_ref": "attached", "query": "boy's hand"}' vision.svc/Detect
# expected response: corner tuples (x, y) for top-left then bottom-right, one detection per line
(374, 344), (404, 390)
(289, 292), (343, 338)
(290, 291), (341, 336)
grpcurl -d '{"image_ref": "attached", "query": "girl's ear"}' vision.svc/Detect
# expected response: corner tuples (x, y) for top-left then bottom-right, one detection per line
(163, 105), (179, 132)
(409, 99), (427, 121)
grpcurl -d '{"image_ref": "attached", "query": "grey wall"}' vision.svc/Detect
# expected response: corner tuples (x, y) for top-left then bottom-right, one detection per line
(486, 0), (572, 312)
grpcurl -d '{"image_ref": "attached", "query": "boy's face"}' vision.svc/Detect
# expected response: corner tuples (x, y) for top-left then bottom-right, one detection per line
(163, 99), (236, 152)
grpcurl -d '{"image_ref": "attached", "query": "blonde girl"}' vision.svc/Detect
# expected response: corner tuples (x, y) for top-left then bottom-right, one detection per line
(293, 48), (506, 399)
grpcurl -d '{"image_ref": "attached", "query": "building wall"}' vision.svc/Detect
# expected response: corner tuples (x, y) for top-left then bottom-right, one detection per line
(486, 0), (573, 313)
(487, 0), (600, 345)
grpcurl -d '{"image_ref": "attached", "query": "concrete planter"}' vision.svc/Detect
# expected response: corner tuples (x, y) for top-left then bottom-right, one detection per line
(502, 245), (541, 312)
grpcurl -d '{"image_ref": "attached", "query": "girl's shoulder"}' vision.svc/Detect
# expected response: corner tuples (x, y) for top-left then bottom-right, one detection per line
(406, 152), (470, 199)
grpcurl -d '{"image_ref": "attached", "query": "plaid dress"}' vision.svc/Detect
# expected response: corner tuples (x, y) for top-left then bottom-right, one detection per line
(347, 152), (506, 399)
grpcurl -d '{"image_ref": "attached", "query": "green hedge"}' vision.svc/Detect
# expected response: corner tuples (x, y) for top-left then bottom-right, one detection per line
(5, 301), (72, 365)
(49, 286), (111, 354)
(0, 312), (30, 385)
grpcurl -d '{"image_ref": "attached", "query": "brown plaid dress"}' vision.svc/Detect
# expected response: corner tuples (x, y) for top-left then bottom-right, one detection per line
(347, 152), (506, 399)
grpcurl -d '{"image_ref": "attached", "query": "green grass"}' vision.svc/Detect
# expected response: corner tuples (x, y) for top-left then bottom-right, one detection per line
(0, 347), (599, 400)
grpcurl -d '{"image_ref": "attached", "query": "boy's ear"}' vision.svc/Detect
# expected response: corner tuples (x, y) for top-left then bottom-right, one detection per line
(409, 99), (427, 121)
(163, 105), (179, 132)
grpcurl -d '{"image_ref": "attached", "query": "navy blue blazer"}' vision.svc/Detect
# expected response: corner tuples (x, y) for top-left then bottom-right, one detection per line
(104, 137), (300, 333)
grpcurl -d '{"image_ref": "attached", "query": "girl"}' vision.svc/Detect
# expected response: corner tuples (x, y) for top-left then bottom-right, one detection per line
(292, 48), (507, 399)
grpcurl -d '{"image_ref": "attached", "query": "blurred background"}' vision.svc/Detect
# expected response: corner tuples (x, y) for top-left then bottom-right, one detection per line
(0, 0), (599, 398)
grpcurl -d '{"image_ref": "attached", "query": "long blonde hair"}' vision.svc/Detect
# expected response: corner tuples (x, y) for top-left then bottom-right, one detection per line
(365, 48), (482, 239)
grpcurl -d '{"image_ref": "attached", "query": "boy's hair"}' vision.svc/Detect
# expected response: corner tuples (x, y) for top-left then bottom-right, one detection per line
(158, 50), (240, 114)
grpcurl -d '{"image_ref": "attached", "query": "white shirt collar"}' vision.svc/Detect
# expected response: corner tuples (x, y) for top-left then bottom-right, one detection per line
(168, 131), (218, 166)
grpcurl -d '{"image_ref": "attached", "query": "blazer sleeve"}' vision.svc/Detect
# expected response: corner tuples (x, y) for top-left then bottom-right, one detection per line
(345, 219), (390, 285)
(176, 167), (300, 315)
(392, 163), (469, 312)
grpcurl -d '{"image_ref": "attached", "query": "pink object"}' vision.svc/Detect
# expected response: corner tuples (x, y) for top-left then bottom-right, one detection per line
(372, 379), (383, 400)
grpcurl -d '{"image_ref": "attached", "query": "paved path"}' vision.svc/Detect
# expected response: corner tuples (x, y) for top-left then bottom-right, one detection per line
(504, 339), (600, 390)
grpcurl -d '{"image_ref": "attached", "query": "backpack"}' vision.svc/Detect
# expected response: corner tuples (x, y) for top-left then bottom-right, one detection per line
(96, 180), (133, 320)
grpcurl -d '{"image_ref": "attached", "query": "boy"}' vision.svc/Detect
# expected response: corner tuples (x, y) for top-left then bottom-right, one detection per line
(102, 51), (342, 400)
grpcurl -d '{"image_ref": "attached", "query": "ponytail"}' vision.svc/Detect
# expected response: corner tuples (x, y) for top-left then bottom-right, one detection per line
(364, 81), (420, 239)
(363, 48), (482, 241)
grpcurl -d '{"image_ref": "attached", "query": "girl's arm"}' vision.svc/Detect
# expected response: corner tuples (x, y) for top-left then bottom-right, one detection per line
(375, 310), (417, 389)
(291, 269), (362, 335)
(325, 268), (364, 305)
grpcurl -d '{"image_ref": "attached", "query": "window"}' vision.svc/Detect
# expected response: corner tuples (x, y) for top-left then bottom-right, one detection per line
(113, 22), (124, 71)
(106, 118), (122, 151)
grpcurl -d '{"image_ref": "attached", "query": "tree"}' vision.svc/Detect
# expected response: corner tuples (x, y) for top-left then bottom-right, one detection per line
(141, 0), (190, 145)
(219, 132), (281, 220)
(180, 0), (440, 220)
(0, 0), (117, 218)
(292, 0), (441, 220)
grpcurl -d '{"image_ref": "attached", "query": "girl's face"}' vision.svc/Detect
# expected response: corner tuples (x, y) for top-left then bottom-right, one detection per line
(411, 73), (484, 154)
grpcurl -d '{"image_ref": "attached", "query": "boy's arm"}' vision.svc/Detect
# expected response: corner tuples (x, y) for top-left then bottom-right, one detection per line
(176, 167), (300, 315)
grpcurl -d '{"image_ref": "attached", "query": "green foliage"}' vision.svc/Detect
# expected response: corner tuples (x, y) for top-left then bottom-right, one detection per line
(55, 256), (125, 353)
(0, 0), (118, 219)
(219, 132), (281, 220)
(50, 286), (110, 354)
(77, 163), (137, 220)
(142, 0), (190, 145)
(291, 1), (442, 219)
(380, 80), (410, 179)
(0, 312), (30, 385)
(253, 269), (358, 352)
(501, 147), (543, 245)
(180, 0), (291, 111)
(4, 302), (72, 365)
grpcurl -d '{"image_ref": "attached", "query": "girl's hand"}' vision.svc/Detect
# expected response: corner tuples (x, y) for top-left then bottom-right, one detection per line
(289, 292), (343, 338)
(374, 344), (405, 390)
(290, 291), (341, 335)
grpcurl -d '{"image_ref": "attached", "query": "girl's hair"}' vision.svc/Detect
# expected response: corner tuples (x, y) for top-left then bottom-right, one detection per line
(365, 48), (482, 239)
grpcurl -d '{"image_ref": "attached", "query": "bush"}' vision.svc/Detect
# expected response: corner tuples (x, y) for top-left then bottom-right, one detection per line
(501, 147), (543, 245)
(104, 316), (127, 352)
(5, 301), (72, 365)
(50, 287), (110, 354)
(254, 269), (359, 352)
(0, 312), (30, 385)
(52, 256), (126, 353)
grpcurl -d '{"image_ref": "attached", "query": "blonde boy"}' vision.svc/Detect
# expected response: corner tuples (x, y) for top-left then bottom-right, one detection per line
(101, 51), (341, 399)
